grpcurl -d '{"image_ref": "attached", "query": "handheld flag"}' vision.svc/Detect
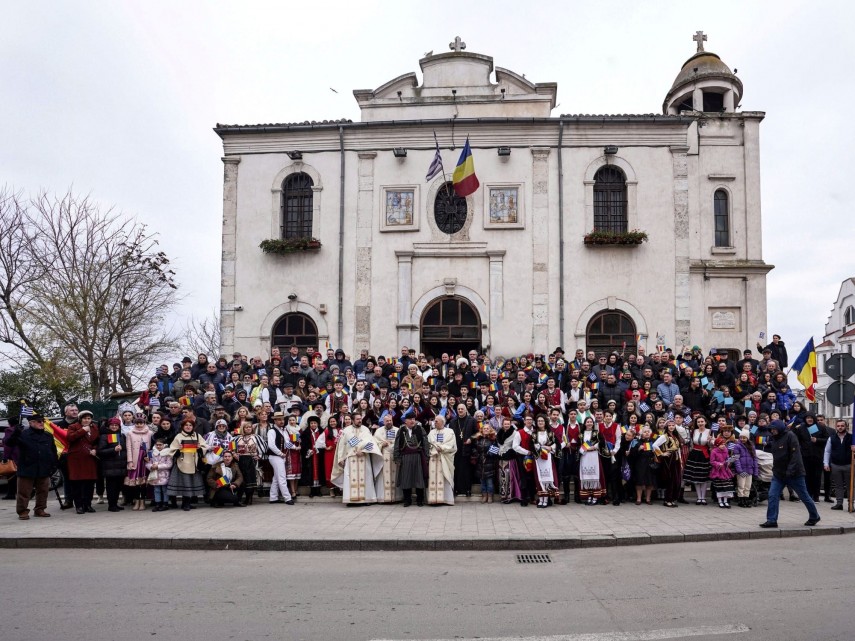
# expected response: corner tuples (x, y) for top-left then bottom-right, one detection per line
(43, 419), (68, 456)
(452, 137), (479, 197)
(216, 476), (228, 488)
(107, 433), (119, 444)
(426, 131), (444, 181)
(791, 338), (817, 402)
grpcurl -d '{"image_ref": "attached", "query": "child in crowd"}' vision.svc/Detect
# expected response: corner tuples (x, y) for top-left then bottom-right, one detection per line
(145, 439), (173, 512)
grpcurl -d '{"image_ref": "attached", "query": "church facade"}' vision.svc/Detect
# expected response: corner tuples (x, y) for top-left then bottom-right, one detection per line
(216, 34), (772, 360)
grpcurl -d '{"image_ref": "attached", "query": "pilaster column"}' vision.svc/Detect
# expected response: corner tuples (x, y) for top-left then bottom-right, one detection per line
(355, 152), (377, 352)
(531, 147), (550, 352)
(396, 252), (414, 348)
(671, 146), (691, 349)
(220, 156), (240, 354)
(488, 251), (506, 323)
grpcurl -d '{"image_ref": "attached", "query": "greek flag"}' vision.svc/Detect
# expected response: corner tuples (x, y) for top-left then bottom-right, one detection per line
(488, 444), (499, 456)
(348, 436), (360, 448)
(436, 433), (444, 443)
(588, 372), (597, 382)
(20, 405), (34, 417)
(425, 131), (444, 181)
(639, 402), (650, 413)
(363, 441), (373, 452)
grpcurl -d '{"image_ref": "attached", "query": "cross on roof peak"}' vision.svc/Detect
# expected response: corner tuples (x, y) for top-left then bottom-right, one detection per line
(693, 30), (708, 53)
(449, 36), (466, 53)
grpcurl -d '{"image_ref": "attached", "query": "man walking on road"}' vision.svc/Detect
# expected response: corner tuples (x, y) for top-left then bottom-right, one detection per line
(760, 420), (821, 528)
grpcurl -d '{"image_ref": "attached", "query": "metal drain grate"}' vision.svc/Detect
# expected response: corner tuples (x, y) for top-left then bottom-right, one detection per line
(516, 553), (551, 564)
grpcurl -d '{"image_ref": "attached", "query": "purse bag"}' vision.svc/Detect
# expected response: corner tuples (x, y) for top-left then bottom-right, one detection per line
(0, 458), (18, 478)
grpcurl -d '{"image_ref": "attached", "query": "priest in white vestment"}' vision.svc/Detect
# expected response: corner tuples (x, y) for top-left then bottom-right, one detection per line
(373, 414), (403, 503)
(427, 415), (458, 505)
(330, 421), (383, 504)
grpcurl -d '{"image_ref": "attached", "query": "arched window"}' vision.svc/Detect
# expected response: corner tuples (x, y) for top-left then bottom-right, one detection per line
(281, 173), (314, 239)
(271, 313), (318, 351)
(433, 182), (468, 235)
(844, 306), (855, 326)
(714, 189), (730, 247)
(593, 167), (627, 233)
(586, 310), (636, 357)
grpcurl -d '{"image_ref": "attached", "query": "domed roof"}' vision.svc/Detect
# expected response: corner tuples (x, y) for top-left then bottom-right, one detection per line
(670, 51), (739, 93)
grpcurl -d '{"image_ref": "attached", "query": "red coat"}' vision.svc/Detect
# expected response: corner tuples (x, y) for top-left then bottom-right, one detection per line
(66, 423), (100, 480)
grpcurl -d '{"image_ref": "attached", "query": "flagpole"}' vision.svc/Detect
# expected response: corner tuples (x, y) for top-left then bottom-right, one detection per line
(434, 130), (453, 201)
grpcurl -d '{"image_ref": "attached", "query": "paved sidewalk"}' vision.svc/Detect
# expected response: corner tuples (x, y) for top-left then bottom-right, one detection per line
(1, 496), (852, 551)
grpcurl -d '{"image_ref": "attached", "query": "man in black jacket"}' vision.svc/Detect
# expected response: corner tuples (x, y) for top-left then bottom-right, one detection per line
(5, 414), (58, 520)
(757, 334), (788, 369)
(760, 420), (821, 528)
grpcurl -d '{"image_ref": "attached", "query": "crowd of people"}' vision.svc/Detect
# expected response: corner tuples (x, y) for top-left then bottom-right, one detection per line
(4, 337), (853, 528)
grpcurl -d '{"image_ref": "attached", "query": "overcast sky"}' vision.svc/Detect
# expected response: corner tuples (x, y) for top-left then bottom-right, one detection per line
(3, 0), (853, 358)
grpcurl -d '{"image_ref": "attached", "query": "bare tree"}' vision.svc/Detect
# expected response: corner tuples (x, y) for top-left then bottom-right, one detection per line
(183, 311), (222, 361)
(0, 187), (181, 401)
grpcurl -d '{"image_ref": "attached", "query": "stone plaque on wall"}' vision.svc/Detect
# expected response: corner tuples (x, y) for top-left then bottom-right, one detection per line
(710, 308), (739, 330)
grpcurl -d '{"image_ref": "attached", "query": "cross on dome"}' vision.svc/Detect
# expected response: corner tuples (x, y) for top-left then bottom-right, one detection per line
(693, 30), (707, 52)
(449, 36), (466, 53)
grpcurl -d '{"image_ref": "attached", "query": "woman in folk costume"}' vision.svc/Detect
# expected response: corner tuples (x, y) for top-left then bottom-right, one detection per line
(252, 408), (272, 498)
(496, 416), (520, 504)
(125, 413), (153, 511)
(234, 421), (259, 505)
(560, 408), (582, 504)
(427, 414), (458, 505)
(323, 414), (342, 494)
(373, 413), (403, 503)
(532, 415), (559, 508)
(683, 414), (713, 505)
(284, 414), (302, 499)
(330, 412), (383, 504)
(653, 420), (684, 508)
(578, 416), (607, 505)
(166, 419), (208, 511)
(299, 415), (326, 497)
(629, 426), (657, 505)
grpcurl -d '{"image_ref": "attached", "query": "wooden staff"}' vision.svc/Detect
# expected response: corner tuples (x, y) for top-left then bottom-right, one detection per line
(849, 450), (854, 513)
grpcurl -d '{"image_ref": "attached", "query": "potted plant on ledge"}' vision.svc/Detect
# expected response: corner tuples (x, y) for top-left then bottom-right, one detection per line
(259, 237), (322, 255)
(583, 229), (648, 246)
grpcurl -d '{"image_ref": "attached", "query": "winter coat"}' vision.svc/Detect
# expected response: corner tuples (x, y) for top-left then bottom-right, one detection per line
(125, 428), (153, 472)
(206, 461), (244, 500)
(145, 449), (173, 486)
(66, 423), (100, 480)
(4, 426), (58, 478)
(709, 446), (734, 480)
(732, 442), (758, 477)
(97, 431), (128, 478)
(769, 429), (805, 480)
(2, 424), (21, 464)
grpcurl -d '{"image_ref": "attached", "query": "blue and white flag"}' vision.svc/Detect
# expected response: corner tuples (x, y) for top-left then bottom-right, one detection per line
(436, 433), (444, 443)
(588, 372), (597, 382)
(20, 405), (34, 417)
(347, 436), (360, 448)
(386, 430), (396, 440)
(363, 441), (373, 452)
(488, 444), (499, 456)
(639, 402), (650, 413)
(425, 131), (444, 181)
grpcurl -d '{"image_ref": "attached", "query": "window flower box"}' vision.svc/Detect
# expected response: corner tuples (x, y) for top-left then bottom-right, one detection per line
(583, 229), (648, 246)
(259, 238), (322, 255)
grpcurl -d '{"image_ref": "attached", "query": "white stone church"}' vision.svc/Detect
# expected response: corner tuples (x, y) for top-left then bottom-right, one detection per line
(216, 33), (772, 361)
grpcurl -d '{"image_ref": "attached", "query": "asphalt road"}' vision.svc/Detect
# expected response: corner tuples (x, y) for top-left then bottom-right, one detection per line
(1, 539), (852, 641)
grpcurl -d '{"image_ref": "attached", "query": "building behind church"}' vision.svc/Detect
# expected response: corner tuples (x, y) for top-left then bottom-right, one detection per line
(216, 34), (772, 361)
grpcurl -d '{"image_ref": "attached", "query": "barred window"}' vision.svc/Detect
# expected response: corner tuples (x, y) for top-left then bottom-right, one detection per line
(272, 313), (318, 351)
(593, 167), (627, 233)
(714, 189), (730, 247)
(281, 173), (314, 239)
(586, 310), (636, 358)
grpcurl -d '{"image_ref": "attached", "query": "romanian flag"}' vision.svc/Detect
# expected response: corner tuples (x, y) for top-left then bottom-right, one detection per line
(229, 440), (237, 451)
(179, 396), (191, 406)
(755, 436), (767, 446)
(216, 476), (228, 487)
(792, 338), (817, 402)
(537, 372), (548, 385)
(212, 446), (224, 457)
(581, 441), (597, 452)
(488, 382), (498, 392)
(452, 137), (479, 197)
(641, 442), (652, 451)
(318, 388), (329, 399)
(107, 433), (119, 444)
(43, 418), (68, 456)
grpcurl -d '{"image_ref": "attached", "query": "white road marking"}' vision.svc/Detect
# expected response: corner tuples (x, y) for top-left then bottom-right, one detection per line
(371, 623), (751, 641)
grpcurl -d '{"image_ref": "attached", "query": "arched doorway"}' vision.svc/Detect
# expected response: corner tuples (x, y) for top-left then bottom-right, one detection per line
(420, 297), (481, 359)
(271, 312), (318, 351)
(586, 310), (636, 357)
